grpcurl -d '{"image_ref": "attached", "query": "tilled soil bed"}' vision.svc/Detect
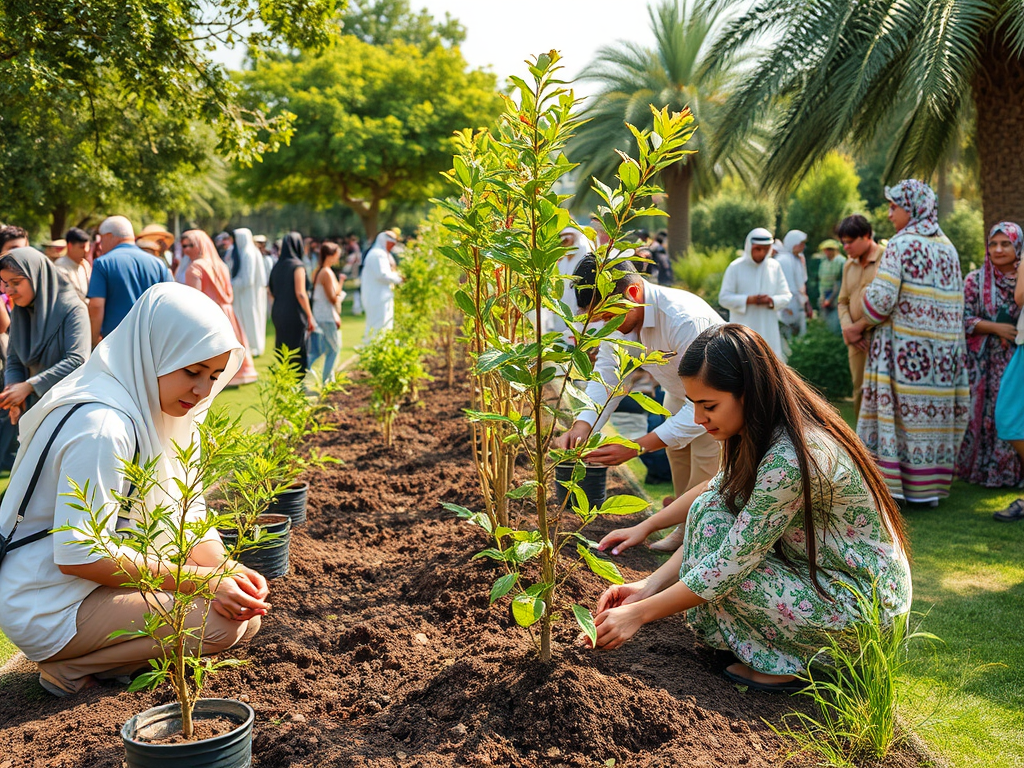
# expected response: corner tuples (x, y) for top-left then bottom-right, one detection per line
(0, 371), (928, 767)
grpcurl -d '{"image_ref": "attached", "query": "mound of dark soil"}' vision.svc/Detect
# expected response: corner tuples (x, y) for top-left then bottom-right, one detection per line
(0, 370), (927, 767)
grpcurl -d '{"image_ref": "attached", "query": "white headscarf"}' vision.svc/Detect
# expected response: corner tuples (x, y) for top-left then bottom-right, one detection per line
(780, 230), (808, 255)
(370, 231), (398, 251)
(233, 228), (268, 288)
(559, 227), (594, 261)
(1, 284), (243, 528)
(742, 228), (775, 262)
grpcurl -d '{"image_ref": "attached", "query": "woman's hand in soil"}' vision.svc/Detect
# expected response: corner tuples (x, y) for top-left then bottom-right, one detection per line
(595, 580), (648, 614)
(597, 522), (652, 555)
(593, 603), (646, 650)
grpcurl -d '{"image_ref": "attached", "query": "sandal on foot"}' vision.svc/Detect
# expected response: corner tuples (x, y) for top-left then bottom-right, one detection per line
(993, 498), (1024, 522)
(722, 668), (806, 694)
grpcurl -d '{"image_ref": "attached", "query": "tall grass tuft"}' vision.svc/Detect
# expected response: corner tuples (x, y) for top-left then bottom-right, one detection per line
(771, 583), (940, 767)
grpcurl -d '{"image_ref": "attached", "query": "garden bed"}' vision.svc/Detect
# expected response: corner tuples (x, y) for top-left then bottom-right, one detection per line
(0, 372), (929, 767)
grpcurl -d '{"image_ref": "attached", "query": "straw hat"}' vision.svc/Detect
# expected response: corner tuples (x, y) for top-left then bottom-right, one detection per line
(818, 238), (842, 251)
(139, 224), (174, 251)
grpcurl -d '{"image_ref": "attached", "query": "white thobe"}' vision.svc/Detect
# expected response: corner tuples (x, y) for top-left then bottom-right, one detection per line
(362, 248), (402, 343)
(774, 251), (808, 330)
(718, 257), (792, 359)
(577, 283), (724, 449)
(232, 250), (268, 357)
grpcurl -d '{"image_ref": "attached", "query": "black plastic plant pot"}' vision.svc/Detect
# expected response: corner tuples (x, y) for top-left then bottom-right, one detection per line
(219, 513), (291, 580)
(121, 698), (255, 768)
(554, 463), (608, 512)
(267, 481), (309, 526)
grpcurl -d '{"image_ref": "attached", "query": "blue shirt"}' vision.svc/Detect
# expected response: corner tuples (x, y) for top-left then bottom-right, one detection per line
(87, 243), (172, 337)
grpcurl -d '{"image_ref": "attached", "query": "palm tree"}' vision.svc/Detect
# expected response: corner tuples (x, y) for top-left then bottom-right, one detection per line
(568, 0), (765, 258)
(707, 0), (1024, 232)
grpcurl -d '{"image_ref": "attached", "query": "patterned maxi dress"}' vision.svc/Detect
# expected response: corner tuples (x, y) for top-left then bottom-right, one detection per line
(857, 180), (970, 502)
(679, 430), (912, 676)
(956, 222), (1023, 487)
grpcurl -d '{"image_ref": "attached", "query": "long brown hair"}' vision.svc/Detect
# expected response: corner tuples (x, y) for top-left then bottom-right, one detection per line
(314, 242), (342, 285)
(678, 324), (909, 597)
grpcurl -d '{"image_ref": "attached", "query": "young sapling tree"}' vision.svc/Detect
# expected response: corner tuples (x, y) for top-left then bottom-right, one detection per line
(360, 330), (432, 447)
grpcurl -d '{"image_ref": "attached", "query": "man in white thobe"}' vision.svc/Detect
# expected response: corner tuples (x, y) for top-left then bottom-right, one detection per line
(361, 230), (402, 344)
(555, 259), (724, 542)
(718, 228), (792, 359)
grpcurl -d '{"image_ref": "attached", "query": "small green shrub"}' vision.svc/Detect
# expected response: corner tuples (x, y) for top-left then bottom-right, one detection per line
(940, 200), (985, 275)
(691, 185), (774, 251)
(786, 151), (866, 251)
(772, 584), (940, 766)
(787, 321), (852, 401)
(673, 245), (733, 312)
(361, 330), (432, 447)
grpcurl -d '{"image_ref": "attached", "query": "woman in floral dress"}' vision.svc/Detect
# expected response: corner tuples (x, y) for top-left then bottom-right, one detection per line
(843, 179), (970, 505)
(956, 222), (1022, 487)
(593, 324), (912, 691)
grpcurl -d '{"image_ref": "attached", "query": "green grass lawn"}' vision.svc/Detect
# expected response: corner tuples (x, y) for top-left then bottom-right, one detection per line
(0, 308), (365, 671)
(623, 398), (1024, 768)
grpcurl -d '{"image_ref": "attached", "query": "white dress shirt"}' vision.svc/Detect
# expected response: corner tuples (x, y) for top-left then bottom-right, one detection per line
(577, 282), (724, 449)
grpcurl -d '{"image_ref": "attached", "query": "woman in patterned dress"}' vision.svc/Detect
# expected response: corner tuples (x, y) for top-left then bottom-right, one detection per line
(956, 222), (1022, 487)
(844, 179), (970, 505)
(593, 324), (912, 691)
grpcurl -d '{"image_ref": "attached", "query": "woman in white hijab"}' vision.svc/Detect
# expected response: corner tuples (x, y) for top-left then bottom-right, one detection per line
(719, 228), (792, 359)
(774, 229), (810, 344)
(361, 230), (402, 344)
(0, 283), (269, 696)
(231, 228), (268, 358)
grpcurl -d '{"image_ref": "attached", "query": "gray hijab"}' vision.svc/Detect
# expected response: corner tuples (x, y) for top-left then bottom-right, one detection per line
(4, 247), (82, 365)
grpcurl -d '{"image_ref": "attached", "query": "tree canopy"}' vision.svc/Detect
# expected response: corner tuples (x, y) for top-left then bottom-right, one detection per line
(234, 36), (502, 237)
(341, 0), (465, 49)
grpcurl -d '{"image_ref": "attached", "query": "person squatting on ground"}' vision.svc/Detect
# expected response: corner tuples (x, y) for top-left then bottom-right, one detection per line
(554, 257), (723, 551)
(0, 284), (268, 696)
(848, 180), (969, 506)
(0, 248), (91, 426)
(591, 324), (913, 692)
(718, 228), (792, 360)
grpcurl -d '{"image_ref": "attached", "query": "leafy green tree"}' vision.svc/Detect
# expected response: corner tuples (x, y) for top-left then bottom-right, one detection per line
(709, 0), (1024, 231)
(235, 37), (502, 237)
(786, 152), (866, 251)
(0, 0), (343, 164)
(691, 179), (774, 251)
(341, 0), (465, 49)
(568, 0), (765, 257)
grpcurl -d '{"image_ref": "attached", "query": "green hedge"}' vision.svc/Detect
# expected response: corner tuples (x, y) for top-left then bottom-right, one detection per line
(787, 320), (852, 401)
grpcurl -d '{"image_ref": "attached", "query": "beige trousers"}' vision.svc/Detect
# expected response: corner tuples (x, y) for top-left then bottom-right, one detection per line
(38, 586), (261, 693)
(666, 431), (722, 498)
(848, 344), (868, 418)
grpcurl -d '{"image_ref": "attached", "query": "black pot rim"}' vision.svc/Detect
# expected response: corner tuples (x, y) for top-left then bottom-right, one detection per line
(280, 482), (308, 493)
(121, 697), (255, 748)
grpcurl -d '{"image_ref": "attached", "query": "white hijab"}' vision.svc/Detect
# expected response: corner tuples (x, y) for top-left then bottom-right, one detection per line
(560, 227), (594, 262)
(1, 284), (243, 529)
(782, 229), (808, 254)
(233, 228), (268, 288)
(742, 228), (775, 263)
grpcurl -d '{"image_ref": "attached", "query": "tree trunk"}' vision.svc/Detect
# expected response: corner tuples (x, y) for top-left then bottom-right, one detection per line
(354, 200), (381, 242)
(974, 37), (1024, 233)
(661, 161), (692, 260)
(50, 203), (69, 240)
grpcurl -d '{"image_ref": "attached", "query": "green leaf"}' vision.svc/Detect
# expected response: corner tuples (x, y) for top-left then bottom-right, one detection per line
(441, 502), (474, 518)
(597, 495), (650, 516)
(128, 669), (166, 692)
(628, 392), (672, 417)
(618, 158), (640, 190)
(506, 481), (539, 499)
(472, 548), (507, 562)
(577, 544), (624, 584)
(511, 541), (544, 563)
(572, 604), (597, 648)
(511, 594), (545, 627)
(490, 573), (517, 604)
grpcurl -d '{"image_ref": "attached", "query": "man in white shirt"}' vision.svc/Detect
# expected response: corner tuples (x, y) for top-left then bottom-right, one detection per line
(54, 227), (92, 304)
(554, 257), (724, 506)
(718, 228), (792, 359)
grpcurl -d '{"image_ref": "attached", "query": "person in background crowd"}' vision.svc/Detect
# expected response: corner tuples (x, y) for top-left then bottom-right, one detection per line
(816, 239), (846, 334)
(774, 230), (811, 350)
(303, 237), (321, 275)
(231, 228), (268, 359)
(0, 284), (266, 697)
(0, 247), (90, 424)
(86, 216), (172, 347)
(848, 180), (969, 506)
(308, 242), (346, 382)
(0, 226), (29, 254)
(957, 222), (1023, 490)
(254, 234), (273, 285)
(590, 325), (912, 694)
(993, 228), (1024, 520)
(180, 230), (257, 386)
(135, 238), (163, 260)
(837, 215), (886, 415)
(214, 232), (234, 274)
(718, 228), (792, 359)
(345, 235), (364, 316)
(361, 231), (402, 344)
(269, 232), (315, 372)
(554, 258), (724, 552)
(139, 225), (174, 267)
(42, 240), (66, 261)
(550, 227), (591, 340)
(652, 231), (673, 286)
(55, 228), (93, 304)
